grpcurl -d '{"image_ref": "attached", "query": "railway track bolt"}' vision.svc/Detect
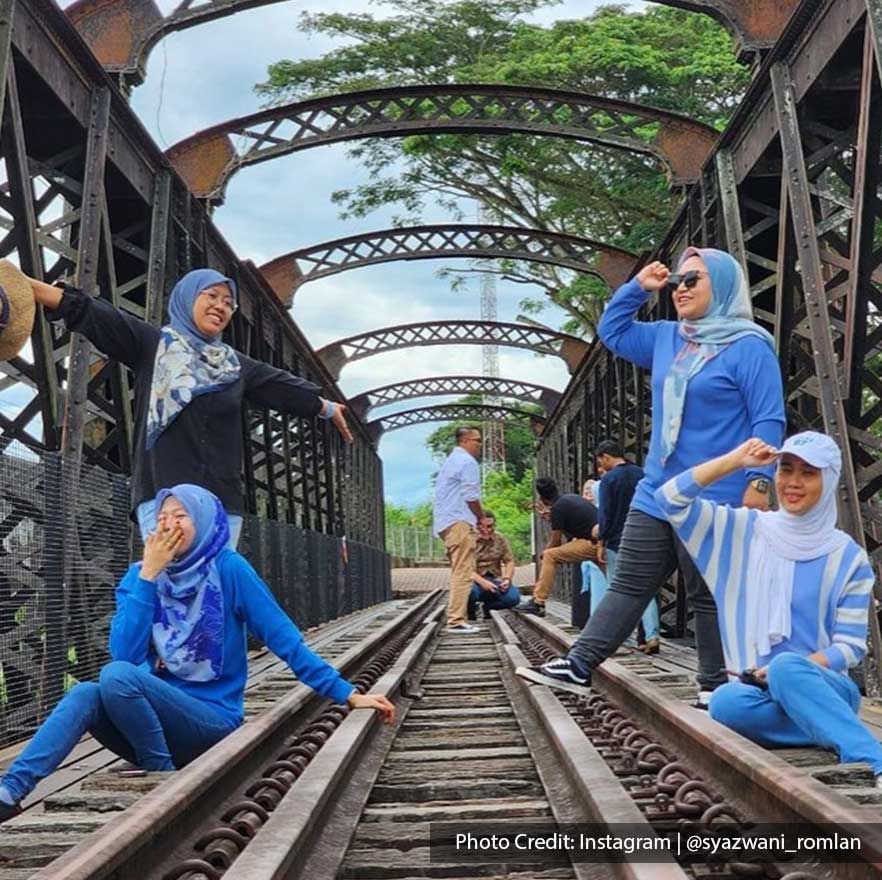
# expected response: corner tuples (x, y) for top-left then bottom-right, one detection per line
(701, 803), (746, 827)
(636, 742), (670, 772)
(162, 858), (223, 880)
(673, 780), (720, 817)
(656, 761), (694, 795)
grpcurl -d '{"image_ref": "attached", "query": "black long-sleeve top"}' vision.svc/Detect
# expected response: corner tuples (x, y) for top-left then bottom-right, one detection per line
(47, 288), (323, 517)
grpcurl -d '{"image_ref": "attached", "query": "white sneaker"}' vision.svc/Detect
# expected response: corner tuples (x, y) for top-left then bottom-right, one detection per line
(447, 623), (481, 634)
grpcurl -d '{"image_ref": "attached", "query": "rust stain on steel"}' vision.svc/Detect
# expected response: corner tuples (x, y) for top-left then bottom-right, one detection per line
(66, 0), (161, 69)
(653, 118), (719, 185)
(652, 0), (800, 49)
(166, 134), (236, 201)
(596, 249), (638, 289)
(257, 254), (302, 308)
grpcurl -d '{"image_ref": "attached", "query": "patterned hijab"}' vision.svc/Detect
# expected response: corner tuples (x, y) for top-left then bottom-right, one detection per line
(146, 269), (240, 450)
(659, 247), (775, 463)
(151, 484), (230, 682)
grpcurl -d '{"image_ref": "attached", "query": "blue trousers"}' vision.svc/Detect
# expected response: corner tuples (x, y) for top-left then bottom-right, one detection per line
(710, 653), (882, 773)
(585, 550), (660, 641)
(0, 661), (237, 803)
(468, 578), (521, 618)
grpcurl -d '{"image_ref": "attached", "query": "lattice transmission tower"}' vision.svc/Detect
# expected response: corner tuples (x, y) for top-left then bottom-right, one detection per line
(478, 205), (505, 481)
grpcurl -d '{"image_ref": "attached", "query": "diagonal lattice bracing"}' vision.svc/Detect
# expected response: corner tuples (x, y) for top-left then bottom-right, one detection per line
(262, 225), (637, 302)
(348, 376), (562, 419)
(165, 84), (718, 202)
(316, 320), (590, 380)
(367, 403), (545, 442)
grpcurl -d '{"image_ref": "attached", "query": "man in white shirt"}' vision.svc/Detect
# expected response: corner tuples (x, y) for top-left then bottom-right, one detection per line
(433, 427), (486, 633)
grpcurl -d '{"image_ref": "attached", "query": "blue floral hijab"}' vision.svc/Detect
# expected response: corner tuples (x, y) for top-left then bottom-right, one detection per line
(660, 247), (775, 462)
(146, 269), (240, 450)
(151, 484), (230, 682)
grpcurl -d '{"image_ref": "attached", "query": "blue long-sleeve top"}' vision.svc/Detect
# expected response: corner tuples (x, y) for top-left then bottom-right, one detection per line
(598, 279), (786, 520)
(655, 470), (874, 674)
(598, 462), (643, 552)
(108, 549), (355, 727)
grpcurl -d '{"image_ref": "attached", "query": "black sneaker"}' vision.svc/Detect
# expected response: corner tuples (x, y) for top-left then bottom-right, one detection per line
(0, 800), (22, 824)
(518, 599), (546, 618)
(691, 690), (713, 711)
(516, 658), (591, 695)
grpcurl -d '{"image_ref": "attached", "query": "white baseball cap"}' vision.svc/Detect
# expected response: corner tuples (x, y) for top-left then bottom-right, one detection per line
(777, 431), (841, 470)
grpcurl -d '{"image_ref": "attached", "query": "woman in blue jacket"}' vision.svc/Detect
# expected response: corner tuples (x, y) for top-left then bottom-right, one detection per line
(524, 248), (785, 705)
(0, 485), (393, 821)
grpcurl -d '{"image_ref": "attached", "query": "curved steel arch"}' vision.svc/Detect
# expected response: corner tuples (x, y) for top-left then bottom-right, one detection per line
(349, 375), (562, 419)
(316, 320), (589, 380)
(165, 84), (719, 201)
(261, 225), (637, 304)
(368, 403), (545, 442)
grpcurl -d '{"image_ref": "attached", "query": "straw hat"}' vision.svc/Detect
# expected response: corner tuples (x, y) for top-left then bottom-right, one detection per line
(0, 260), (35, 361)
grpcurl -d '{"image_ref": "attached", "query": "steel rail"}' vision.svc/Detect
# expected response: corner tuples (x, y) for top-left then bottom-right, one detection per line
(28, 590), (442, 880)
(512, 612), (882, 873)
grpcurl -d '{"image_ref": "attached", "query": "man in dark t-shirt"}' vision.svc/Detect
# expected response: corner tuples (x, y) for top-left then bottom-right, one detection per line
(519, 477), (598, 617)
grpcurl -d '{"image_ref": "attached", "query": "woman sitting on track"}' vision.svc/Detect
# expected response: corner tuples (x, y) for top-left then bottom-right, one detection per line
(0, 485), (394, 822)
(654, 432), (882, 783)
(22, 264), (352, 546)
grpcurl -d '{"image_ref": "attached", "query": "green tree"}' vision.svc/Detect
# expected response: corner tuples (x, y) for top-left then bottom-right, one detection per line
(259, 2), (749, 334)
(483, 467), (535, 561)
(423, 395), (541, 482)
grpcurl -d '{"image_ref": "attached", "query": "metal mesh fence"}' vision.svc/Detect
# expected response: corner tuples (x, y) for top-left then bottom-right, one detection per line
(0, 449), (391, 749)
(385, 527), (446, 562)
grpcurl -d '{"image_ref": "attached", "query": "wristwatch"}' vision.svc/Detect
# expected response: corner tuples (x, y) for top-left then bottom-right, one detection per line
(749, 477), (771, 494)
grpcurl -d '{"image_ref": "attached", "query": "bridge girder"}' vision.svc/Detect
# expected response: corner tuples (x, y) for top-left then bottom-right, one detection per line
(166, 84), (718, 202)
(316, 320), (590, 380)
(348, 375), (562, 420)
(65, 0), (800, 90)
(368, 403), (545, 443)
(261, 225), (637, 306)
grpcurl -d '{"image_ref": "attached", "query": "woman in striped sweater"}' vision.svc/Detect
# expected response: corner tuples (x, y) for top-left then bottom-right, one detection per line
(654, 432), (882, 781)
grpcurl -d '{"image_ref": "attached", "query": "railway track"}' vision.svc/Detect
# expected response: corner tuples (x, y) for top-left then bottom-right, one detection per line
(5, 597), (882, 879)
(0, 593), (440, 880)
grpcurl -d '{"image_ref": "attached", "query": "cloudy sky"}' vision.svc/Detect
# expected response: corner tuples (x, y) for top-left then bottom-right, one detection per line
(61, 0), (647, 507)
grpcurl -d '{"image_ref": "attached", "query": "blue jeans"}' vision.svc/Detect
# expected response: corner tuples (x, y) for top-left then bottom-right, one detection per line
(468, 578), (521, 618)
(137, 500), (242, 548)
(710, 653), (882, 773)
(0, 661), (237, 803)
(586, 549), (660, 641)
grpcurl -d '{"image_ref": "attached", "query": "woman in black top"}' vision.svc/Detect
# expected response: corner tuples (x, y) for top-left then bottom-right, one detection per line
(27, 268), (352, 545)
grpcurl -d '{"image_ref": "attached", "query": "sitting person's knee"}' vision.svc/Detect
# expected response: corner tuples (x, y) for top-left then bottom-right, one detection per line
(65, 681), (102, 710)
(708, 682), (750, 726)
(99, 660), (143, 692)
(766, 652), (811, 692)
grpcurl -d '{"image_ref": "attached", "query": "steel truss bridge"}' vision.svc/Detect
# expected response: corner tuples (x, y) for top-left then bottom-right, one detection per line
(1, 0), (882, 718)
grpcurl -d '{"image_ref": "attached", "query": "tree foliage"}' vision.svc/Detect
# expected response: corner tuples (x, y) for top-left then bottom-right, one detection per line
(259, 2), (749, 334)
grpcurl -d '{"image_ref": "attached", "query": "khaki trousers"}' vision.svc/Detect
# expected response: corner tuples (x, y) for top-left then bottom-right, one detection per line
(534, 538), (598, 603)
(440, 521), (476, 627)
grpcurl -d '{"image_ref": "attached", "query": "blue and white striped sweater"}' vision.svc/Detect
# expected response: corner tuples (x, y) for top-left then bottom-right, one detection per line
(654, 470), (873, 675)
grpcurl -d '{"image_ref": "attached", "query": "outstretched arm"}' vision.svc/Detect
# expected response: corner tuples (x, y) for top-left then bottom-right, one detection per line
(233, 555), (394, 722)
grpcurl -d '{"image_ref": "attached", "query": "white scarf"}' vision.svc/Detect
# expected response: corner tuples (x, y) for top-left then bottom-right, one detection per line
(743, 462), (850, 667)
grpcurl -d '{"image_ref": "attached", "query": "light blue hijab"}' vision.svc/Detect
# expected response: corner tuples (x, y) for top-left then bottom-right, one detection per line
(151, 484), (230, 682)
(146, 269), (240, 449)
(659, 247), (775, 462)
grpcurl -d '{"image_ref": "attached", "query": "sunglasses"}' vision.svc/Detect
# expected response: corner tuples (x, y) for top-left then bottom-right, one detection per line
(663, 269), (707, 297)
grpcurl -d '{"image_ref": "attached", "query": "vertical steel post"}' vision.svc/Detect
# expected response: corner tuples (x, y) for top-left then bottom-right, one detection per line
(715, 150), (749, 277)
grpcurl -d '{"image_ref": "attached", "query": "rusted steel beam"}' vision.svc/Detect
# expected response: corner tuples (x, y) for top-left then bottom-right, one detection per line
(0, 0), (13, 123)
(714, 150), (748, 277)
(1, 60), (61, 450)
(771, 62), (863, 538)
(165, 84), (719, 202)
(651, 1), (801, 51)
(844, 26), (882, 411)
(268, 225), (637, 300)
(348, 375), (562, 420)
(61, 87), (112, 472)
(368, 402), (545, 443)
(316, 320), (590, 381)
(256, 253), (302, 308)
(144, 170), (172, 327)
(66, 0), (290, 88)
